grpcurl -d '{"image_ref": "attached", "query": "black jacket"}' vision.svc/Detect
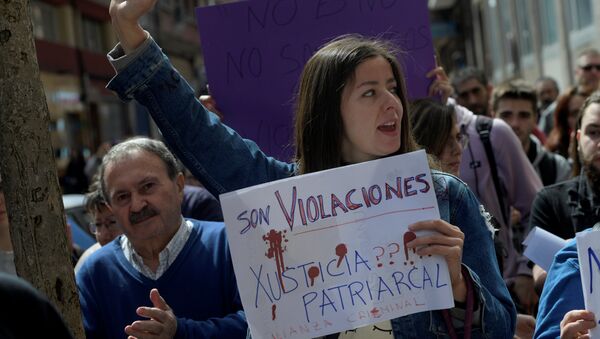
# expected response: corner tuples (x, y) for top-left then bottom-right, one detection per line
(530, 175), (600, 240)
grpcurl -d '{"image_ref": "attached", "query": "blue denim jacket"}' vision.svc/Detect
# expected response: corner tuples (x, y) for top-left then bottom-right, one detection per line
(107, 38), (516, 338)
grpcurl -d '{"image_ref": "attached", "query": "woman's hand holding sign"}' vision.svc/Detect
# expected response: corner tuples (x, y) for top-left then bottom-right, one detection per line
(406, 220), (466, 302)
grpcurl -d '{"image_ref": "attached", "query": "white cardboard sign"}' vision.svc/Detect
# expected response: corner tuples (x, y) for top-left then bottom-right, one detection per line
(220, 150), (454, 338)
(523, 226), (567, 271)
(576, 230), (600, 339)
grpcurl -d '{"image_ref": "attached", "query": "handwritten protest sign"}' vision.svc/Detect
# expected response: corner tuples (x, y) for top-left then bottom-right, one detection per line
(196, 0), (435, 161)
(220, 150), (453, 338)
(576, 230), (600, 339)
(523, 227), (567, 271)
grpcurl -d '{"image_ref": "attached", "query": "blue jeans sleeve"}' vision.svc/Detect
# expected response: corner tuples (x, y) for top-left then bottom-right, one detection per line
(450, 179), (517, 337)
(107, 39), (296, 197)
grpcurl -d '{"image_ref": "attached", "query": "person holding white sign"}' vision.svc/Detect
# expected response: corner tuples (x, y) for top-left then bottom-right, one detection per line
(535, 93), (600, 339)
(534, 228), (599, 339)
(104, 1), (516, 337)
(529, 90), (600, 295)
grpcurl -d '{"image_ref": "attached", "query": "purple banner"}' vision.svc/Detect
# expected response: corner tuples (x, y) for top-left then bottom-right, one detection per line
(196, 0), (435, 161)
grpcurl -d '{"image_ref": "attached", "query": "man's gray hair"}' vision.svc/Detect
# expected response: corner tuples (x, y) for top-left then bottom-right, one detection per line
(450, 66), (489, 90)
(99, 137), (181, 202)
(577, 48), (600, 62)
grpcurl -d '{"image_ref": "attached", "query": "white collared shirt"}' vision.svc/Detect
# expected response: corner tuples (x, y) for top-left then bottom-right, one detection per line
(121, 218), (192, 280)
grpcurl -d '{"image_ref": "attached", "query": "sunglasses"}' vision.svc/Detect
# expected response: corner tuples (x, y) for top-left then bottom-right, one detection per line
(580, 64), (600, 72)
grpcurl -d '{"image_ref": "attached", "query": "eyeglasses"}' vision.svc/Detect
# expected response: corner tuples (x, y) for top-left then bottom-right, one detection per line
(580, 64), (600, 72)
(89, 220), (118, 234)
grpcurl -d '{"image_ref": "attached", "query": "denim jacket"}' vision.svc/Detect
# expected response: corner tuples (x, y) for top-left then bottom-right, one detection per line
(107, 37), (516, 338)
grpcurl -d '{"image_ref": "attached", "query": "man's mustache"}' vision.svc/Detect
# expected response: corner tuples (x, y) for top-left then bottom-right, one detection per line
(129, 206), (159, 224)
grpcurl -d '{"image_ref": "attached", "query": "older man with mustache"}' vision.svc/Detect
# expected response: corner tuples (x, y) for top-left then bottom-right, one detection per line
(75, 137), (246, 339)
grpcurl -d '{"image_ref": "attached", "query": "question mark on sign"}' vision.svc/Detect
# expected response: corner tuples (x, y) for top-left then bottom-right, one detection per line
(373, 246), (385, 268)
(403, 231), (417, 266)
(387, 242), (400, 265)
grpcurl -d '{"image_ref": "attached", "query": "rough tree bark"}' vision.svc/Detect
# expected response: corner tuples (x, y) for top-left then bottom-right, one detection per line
(0, 0), (84, 338)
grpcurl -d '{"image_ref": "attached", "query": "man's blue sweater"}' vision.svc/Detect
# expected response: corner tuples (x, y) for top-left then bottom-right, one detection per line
(534, 237), (585, 338)
(76, 219), (246, 338)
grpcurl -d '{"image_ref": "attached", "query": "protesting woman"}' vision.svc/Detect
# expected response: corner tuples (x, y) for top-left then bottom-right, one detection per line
(104, 0), (516, 336)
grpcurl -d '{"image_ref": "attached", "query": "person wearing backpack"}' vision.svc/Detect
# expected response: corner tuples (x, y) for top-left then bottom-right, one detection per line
(453, 100), (542, 315)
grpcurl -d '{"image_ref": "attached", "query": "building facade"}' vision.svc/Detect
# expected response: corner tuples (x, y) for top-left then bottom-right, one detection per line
(441, 0), (600, 90)
(31, 0), (133, 170)
(31, 0), (229, 171)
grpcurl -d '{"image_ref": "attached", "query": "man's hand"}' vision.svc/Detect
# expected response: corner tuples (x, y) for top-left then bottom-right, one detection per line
(514, 314), (536, 339)
(125, 288), (178, 339)
(510, 207), (521, 226)
(109, 0), (155, 53)
(513, 275), (538, 314)
(532, 264), (547, 296)
(427, 66), (453, 104)
(560, 310), (596, 339)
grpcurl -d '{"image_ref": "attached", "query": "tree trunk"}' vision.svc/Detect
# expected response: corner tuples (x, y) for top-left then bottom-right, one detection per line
(0, 1), (85, 338)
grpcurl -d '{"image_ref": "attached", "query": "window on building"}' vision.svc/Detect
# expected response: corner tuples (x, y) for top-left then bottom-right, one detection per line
(516, 0), (533, 55)
(486, 0), (503, 70)
(30, 1), (60, 42)
(81, 17), (105, 53)
(539, 0), (558, 46)
(498, 0), (515, 66)
(566, 0), (593, 31)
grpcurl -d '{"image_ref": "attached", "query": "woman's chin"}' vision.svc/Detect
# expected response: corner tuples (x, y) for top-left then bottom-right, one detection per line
(443, 163), (460, 176)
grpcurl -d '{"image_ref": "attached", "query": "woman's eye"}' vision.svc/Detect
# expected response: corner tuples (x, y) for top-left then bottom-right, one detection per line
(362, 89), (375, 97)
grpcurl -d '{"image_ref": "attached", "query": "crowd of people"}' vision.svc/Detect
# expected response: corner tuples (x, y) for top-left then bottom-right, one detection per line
(1, 0), (600, 338)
